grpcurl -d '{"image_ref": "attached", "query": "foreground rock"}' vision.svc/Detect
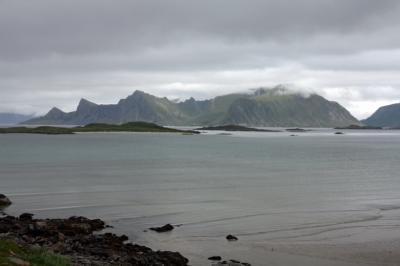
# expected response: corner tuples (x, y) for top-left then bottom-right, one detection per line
(0, 213), (188, 266)
(149, 223), (174, 233)
(0, 194), (11, 207)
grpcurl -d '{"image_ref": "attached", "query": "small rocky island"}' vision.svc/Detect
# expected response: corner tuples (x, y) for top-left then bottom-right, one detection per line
(0, 122), (199, 135)
(285, 128), (311, 132)
(0, 194), (11, 207)
(334, 124), (382, 130)
(196, 125), (281, 132)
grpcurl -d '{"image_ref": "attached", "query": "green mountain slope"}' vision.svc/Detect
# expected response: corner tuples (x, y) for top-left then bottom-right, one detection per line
(222, 91), (359, 127)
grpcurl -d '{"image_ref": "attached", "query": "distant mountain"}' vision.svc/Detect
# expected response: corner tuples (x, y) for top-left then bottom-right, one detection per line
(362, 103), (400, 128)
(23, 85), (360, 127)
(0, 113), (35, 125)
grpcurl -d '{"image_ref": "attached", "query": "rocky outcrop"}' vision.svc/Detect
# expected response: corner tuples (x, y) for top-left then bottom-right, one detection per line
(226, 234), (238, 241)
(149, 223), (174, 233)
(0, 213), (189, 266)
(0, 194), (11, 207)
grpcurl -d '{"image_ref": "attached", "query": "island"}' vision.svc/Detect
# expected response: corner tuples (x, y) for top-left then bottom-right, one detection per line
(0, 126), (75, 135)
(334, 124), (382, 130)
(195, 124), (281, 132)
(0, 122), (200, 135)
(285, 128), (311, 132)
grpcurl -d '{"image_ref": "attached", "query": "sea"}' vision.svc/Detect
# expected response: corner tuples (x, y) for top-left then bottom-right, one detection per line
(1, 128), (400, 265)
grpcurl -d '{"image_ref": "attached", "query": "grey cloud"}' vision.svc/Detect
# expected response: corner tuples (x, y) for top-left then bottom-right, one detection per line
(1, 0), (399, 61)
(1, 0), (400, 118)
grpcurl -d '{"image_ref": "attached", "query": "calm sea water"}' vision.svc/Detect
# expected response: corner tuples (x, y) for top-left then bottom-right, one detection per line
(1, 130), (400, 265)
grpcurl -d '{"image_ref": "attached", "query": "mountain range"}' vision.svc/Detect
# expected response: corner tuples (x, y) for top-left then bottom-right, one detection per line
(362, 103), (400, 128)
(0, 113), (35, 125)
(23, 85), (361, 127)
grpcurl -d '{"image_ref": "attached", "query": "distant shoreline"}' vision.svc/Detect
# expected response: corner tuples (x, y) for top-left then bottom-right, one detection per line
(0, 122), (200, 135)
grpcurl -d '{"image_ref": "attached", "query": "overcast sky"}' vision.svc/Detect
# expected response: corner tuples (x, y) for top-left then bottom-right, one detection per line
(1, 0), (400, 118)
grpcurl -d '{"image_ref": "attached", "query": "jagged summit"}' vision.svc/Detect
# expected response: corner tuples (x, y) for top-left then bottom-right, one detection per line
(127, 90), (148, 99)
(48, 107), (63, 113)
(23, 87), (360, 127)
(118, 90), (148, 104)
(77, 98), (97, 113)
(78, 98), (97, 107)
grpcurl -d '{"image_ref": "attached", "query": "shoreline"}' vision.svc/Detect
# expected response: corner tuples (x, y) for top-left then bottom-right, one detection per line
(3, 204), (400, 266)
(0, 211), (189, 266)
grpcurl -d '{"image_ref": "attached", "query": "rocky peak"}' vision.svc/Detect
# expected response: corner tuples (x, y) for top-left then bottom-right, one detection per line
(46, 107), (66, 119)
(130, 90), (147, 98)
(118, 90), (149, 105)
(76, 98), (97, 113)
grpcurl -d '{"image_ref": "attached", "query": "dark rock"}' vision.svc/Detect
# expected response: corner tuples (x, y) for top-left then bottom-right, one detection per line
(226, 234), (238, 241)
(149, 223), (174, 233)
(334, 131), (344, 135)
(0, 194), (11, 206)
(19, 213), (34, 221)
(208, 256), (222, 261)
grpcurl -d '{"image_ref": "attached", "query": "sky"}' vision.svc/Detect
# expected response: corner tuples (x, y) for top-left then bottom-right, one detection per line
(1, 0), (400, 119)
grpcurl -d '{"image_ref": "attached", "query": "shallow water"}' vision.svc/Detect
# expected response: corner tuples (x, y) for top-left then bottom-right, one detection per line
(1, 130), (400, 265)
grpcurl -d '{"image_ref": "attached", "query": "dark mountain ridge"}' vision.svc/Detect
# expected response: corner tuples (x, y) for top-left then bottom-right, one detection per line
(23, 86), (361, 127)
(362, 103), (400, 128)
(0, 113), (35, 125)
